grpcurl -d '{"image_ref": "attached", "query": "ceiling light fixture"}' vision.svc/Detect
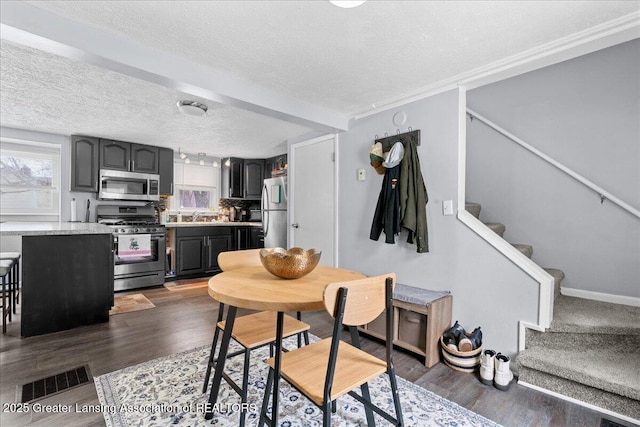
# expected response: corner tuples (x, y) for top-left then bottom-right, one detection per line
(177, 100), (208, 116)
(178, 148), (187, 159)
(329, 0), (366, 8)
(198, 152), (206, 166)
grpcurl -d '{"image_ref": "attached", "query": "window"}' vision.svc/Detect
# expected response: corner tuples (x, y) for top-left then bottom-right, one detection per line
(170, 162), (219, 212)
(177, 187), (213, 210)
(0, 138), (61, 217)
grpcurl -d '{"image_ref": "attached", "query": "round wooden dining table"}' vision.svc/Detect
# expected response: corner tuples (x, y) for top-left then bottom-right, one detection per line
(205, 265), (366, 423)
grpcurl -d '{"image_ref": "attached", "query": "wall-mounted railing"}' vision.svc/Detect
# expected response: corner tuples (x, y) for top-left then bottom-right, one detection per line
(466, 108), (640, 220)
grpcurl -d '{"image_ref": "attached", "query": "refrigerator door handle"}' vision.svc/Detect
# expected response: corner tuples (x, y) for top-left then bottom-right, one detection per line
(263, 210), (270, 238)
(262, 183), (269, 238)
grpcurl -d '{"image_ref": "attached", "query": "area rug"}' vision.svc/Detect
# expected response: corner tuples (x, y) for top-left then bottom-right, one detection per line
(109, 293), (156, 315)
(95, 335), (501, 427)
(164, 278), (209, 291)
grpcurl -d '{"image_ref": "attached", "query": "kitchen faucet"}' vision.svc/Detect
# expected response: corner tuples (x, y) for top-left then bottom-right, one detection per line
(192, 211), (201, 222)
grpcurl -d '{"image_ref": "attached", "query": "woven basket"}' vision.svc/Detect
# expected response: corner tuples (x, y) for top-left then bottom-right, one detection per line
(259, 247), (321, 279)
(440, 336), (481, 373)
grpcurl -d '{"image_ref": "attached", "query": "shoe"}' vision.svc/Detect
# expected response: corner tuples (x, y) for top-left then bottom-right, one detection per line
(467, 327), (483, 350)
(443, 321), (466, 345)
(442, 334), (458, 351)
(479, 349), (496, 385)
(458, 334), (473, 352)
(494, 353), (514, 391)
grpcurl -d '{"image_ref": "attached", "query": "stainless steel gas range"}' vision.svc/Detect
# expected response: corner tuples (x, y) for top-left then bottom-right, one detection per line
(97, 205), (166, 291)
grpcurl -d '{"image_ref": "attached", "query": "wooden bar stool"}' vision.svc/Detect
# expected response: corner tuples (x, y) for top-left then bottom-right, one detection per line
(0, 259), (15, 334)
(0, 252), (20, 315)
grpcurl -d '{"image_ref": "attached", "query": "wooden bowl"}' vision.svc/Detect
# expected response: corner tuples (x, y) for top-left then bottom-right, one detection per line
(440, 336), (482, 373)
(259, 247), (322, 279)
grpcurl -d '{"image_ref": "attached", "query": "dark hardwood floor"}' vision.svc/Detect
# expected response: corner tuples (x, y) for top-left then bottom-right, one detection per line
(0, 284), (634, 426)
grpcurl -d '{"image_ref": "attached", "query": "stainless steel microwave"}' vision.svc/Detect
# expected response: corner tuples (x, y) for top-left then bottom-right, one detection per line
(98, 169), (160, 202)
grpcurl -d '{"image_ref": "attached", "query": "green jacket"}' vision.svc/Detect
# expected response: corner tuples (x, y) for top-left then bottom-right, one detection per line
(399, 137), (429, 252)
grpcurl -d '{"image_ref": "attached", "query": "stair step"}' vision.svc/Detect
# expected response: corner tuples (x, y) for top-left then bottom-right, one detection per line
(512, 244), (533, 258)
(517, 365), (640, 420)
(465, 202), (481, 219)
(485, 222), (505, 237)
(550, 295), (640, 335)
(518, 346), (640, 401)
(526, 328), (640, 350)
(544, 268), (565, 300)
(520, 296), (640, 419)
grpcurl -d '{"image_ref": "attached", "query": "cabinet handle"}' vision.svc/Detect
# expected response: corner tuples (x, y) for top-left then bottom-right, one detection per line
(131, 160), (135, 171)
(170, 183), (173, 194)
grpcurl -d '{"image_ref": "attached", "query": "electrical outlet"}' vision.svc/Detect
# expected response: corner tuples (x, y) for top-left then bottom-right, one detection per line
(357, 168), (366, 181)
(443, 200), (454, 216)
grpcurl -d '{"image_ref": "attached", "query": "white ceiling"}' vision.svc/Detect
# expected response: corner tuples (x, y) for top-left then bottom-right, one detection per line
(1, 1), (638, 158)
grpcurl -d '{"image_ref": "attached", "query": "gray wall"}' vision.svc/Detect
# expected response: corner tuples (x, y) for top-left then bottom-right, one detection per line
(466, 40), (640, 298)
(338, 89), (539, 359)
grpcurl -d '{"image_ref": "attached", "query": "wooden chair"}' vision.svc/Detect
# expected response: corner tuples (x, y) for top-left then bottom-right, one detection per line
(202, 249), (310, 427)
(258, 273), (404, 427)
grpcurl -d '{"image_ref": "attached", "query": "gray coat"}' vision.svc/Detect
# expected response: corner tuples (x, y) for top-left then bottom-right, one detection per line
(399, 138), (429, 252)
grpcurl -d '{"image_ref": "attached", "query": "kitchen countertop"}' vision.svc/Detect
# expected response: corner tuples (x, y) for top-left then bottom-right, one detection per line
(0, 221), (114, 236)
(165, 222), (262, 228)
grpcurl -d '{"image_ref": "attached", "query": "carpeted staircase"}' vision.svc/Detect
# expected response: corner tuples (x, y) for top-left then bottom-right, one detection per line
(466, 202), (640, 421)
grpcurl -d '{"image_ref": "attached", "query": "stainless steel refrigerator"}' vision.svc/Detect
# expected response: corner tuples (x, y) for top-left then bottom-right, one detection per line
(261, 176), (288, 248)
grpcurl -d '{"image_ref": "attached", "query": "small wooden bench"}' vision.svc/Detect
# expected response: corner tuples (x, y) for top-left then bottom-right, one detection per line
(358, 284), (452, 368)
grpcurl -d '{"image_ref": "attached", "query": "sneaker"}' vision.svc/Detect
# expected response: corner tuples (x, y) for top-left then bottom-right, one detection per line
(479, 349), (496, 385)
(494, 353), (514, 391)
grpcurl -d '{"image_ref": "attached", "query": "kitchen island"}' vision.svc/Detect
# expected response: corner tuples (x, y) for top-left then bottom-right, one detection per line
(0, 222), (114, 337)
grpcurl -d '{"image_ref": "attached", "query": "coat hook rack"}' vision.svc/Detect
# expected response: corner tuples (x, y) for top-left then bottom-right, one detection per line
(375, 128), (421, 152)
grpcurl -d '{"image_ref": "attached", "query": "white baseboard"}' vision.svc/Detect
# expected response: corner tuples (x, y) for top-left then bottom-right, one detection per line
(518, 380), (640, 426)
(561, 287), (640, 307)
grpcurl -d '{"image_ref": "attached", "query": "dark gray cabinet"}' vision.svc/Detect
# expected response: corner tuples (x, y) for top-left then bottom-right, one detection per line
(205, 233), (234, 271)
(264, 154), (287, 180)
(100, 139), (159, 174)
(244, 159), (264, 199)
(221, 157), (244, 198)
(221, 157), (265, 199)
(176, 235), (206, 276)
(250, 227), (264, 249)
(158, 147), (174, 195)
(175, 226), (262, 278)
(70, 135), (100, 192)
(175, 226), (234, 277)
(235, 226), (264, 250)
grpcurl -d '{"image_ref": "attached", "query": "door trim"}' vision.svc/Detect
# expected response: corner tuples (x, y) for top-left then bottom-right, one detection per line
(289, 134), (339, 267)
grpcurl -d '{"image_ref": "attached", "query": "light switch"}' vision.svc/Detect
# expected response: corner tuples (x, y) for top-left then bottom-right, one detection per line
(357, 168), (366, 181)
(443, 200), (454, 216)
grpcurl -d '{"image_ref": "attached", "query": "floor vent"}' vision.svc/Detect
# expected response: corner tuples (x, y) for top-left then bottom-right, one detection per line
(19, 365), (92, 403)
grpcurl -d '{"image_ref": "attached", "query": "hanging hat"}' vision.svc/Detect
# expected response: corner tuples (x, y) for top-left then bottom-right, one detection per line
(382, 141), (404, 168)
(369, 142), (385, 174)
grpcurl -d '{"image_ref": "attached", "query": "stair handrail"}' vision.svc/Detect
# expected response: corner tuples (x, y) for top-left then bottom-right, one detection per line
(466, 108), (640, 220)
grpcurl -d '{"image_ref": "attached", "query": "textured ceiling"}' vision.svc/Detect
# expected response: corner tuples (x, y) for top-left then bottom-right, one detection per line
(1, 1), (638, 158)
